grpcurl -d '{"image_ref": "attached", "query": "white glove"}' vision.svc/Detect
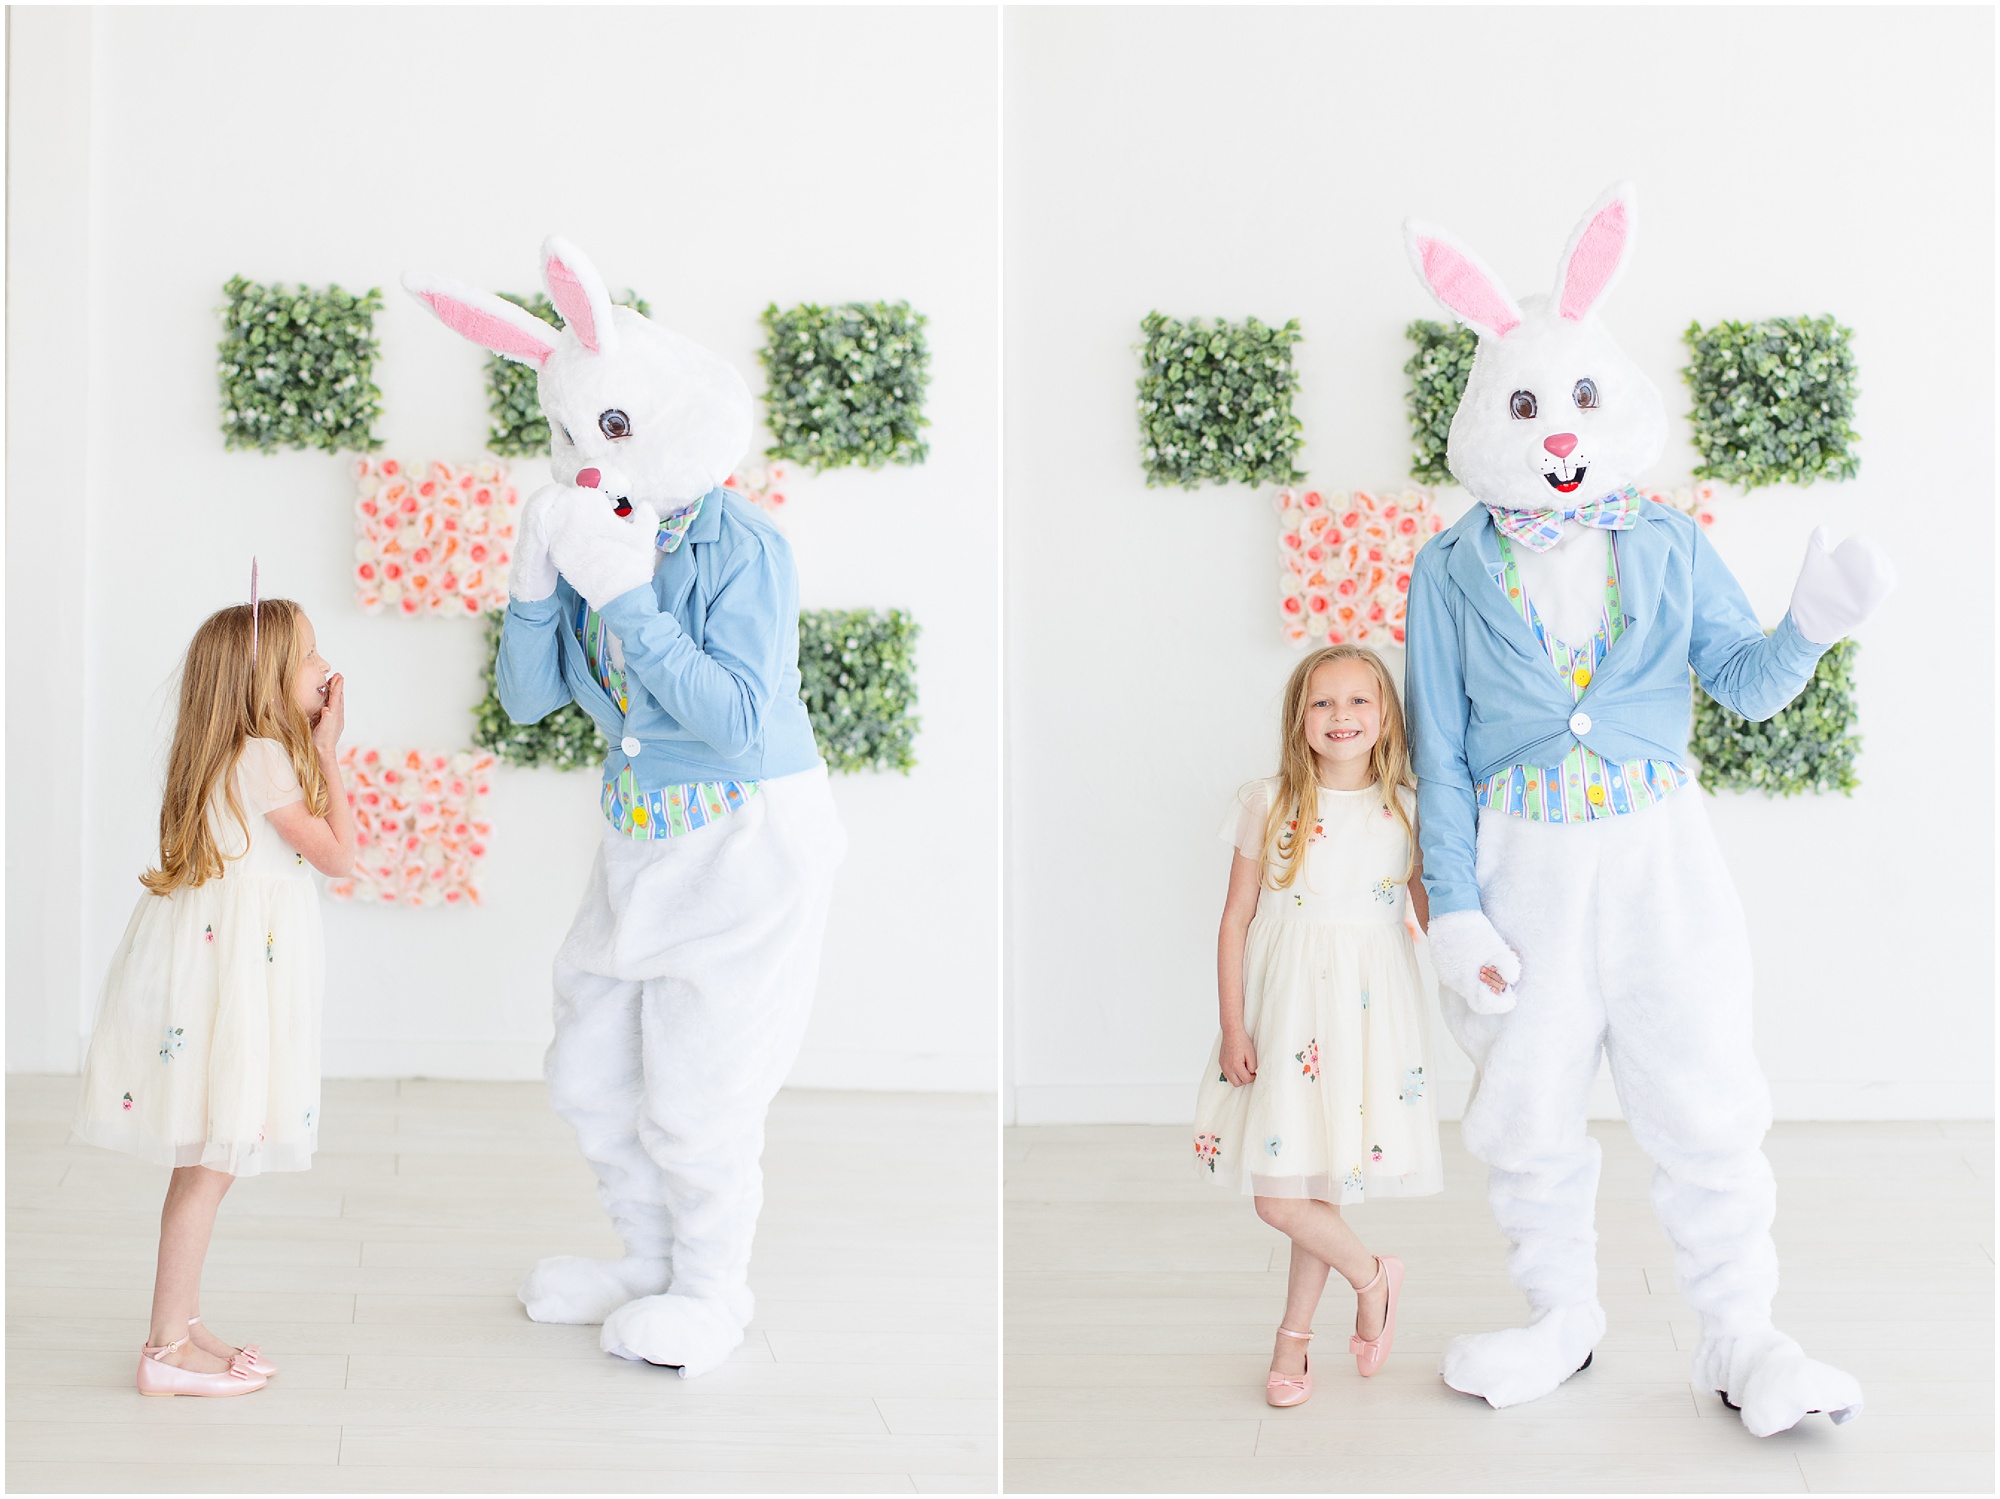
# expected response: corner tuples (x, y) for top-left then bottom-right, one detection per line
(1426, 908), (1522, 1016)
(546, 490), (661, 611)
(507, 483), (564, 603)
(1786, 527), (1895, 646)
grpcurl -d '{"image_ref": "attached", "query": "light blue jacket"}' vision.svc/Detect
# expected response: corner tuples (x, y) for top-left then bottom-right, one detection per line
(1405, 499), (1827, 915)
(495, 486), (822, 791)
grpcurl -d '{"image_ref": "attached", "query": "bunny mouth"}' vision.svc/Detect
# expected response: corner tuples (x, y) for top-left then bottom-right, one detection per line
(1544, 466), (1587, 495)
(608, 494), (633, 518)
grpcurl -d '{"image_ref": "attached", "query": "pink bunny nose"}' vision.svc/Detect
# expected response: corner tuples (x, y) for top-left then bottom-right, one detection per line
(1543, 433), (1579, 459)
(575, 468), (601, 488)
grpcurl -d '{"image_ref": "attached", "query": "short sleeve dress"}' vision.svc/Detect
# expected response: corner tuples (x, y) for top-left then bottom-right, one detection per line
(75, 737), (326, 1176)
(1191, 776), (1442, 1205)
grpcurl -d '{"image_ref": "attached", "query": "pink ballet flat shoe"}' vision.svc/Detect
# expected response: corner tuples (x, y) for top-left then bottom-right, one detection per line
(137, 1334), (266, 1397)
(1350, 1254), (1404, 1377)
(191, 1315), (276, 1378)
(1266, 1326), (1313, 1407)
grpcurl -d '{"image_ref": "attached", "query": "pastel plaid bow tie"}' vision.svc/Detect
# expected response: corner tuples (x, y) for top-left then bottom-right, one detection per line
(654, 495), (704, 555)
(1488, 485), (1645, 553)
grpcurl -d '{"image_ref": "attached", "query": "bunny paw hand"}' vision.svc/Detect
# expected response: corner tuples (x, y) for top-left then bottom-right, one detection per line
(1787, 528), (1896, 646)
(506, 485), (566, 603)
(1426, 909), (1521, 1015)
(547, 492), (661, 611)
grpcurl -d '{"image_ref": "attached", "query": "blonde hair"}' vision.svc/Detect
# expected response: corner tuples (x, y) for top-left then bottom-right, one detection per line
(1257, 644), (1417, 890)
(141, 600), (329, 896)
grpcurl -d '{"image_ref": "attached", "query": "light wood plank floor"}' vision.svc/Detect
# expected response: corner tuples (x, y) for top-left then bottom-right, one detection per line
(8, 1075), (998, 1494)
(1005, 1119), (1993, 1494)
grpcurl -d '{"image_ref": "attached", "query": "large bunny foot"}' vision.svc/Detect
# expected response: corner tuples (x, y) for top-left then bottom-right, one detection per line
(1787, 527), (1896, 645)
(1426, 909), (1522, 1015)
(1441, 1302), (1604, 1408)
(518, 1255), (670, 1325)
(601, 1292), (746, 1380)
(1696, 1330), (1863, 1437)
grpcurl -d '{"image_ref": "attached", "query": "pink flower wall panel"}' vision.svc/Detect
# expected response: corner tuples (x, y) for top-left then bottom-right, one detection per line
(325, 747), (494, 909)
(353, 458), (520, 617)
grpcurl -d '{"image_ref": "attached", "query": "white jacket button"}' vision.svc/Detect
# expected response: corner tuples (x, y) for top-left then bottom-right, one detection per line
(1569, 712), (1592, 736)
(620, 736), (642, 757)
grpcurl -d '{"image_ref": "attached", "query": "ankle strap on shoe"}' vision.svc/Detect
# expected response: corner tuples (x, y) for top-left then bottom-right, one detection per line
(1276, 1326), (1314, 1341)
(188, 1315), (203, 1327)
(142, 1334), (190, 1359)
(1354, 1256), (1386, 1294)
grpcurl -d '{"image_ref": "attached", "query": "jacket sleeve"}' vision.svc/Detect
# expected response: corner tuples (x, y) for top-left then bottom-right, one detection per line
(596, 531), (795, 761)
(1405, 547), (1482, 916)
(494, 594), (574, 726)
(1687, 525), (1827, 722)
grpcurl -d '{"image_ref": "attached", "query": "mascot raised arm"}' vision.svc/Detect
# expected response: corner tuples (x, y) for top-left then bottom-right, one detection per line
(405, 238), (844, 1378)
(1402, 184), (1891, 1435)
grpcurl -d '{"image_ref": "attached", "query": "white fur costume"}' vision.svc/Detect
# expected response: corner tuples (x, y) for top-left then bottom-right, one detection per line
(527, 768), (844, 1377)
(1405, 186), (1891, 1434)
(406, 239), (844, 1378)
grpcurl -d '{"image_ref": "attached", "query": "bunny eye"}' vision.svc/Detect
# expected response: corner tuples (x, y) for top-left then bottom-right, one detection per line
(598, 409), (632, 440)
(1572, 378), (1599, 410)
(1509, 390), (1538, 421)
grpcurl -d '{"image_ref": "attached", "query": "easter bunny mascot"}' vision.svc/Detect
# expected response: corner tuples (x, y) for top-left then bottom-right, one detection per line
(1401, 185), (1891, 1435)
(404, 238), (845, 1378)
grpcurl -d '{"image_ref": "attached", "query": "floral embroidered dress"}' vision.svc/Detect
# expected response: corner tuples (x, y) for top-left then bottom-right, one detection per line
(75, 738), (324, 1177)
(1191, 777), (1442, 1204)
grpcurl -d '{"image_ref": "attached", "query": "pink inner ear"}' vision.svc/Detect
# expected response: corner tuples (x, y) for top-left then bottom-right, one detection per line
(1419, 239), (1519, 337)
(544, 257), (600, 353)
(1560, 201), (1629, 321)
(418, 293), (553, 367)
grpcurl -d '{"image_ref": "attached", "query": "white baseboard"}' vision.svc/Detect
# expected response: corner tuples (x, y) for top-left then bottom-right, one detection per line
(1010, 1082), (1194, 1125)
(1766, 1081), (1994, 1120)
(785, 1049), (996, 1093)
(1009, 1079), (1994, 1125)
(320, 1039), (549, 1080)
(317, 1039), (994, 1092)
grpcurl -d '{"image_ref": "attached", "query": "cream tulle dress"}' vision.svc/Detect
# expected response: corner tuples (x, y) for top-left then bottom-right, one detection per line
(75, 738), (324, 1177)
(1191, 777), (1442, 1204)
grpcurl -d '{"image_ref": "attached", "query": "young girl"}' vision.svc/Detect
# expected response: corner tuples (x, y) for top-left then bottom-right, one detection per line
(1192, 644), (1503, 1407)
(74, 599), (354, 1397)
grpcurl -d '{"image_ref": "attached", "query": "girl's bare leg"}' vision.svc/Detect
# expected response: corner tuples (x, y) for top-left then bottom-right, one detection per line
(148, 1165), (235, 1371)
(1269, 1240), (1331, 1374)
(1256, 1196), (1391, 1349)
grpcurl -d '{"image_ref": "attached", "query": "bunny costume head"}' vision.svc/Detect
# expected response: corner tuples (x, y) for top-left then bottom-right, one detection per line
(1406, 183), (1666, 513)
(404, 237), (752, 511)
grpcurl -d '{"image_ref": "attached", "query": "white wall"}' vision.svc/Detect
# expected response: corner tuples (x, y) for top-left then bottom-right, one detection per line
(6, 7), (95, 1075)
(9, 6), (1000, 1090)
(1004, 6), (1994, 1122)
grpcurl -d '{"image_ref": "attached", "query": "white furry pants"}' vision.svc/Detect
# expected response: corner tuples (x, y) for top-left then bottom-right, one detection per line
(1441, 790), (1779, 1339)
(544, 767), (844, 1313)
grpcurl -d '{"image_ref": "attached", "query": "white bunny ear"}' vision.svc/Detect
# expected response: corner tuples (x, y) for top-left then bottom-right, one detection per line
(1553, 181), (1638, 323)
(1403, 219), (1523, 340)
(402, 272), (560, 368)
(540, 236), (620, 358)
